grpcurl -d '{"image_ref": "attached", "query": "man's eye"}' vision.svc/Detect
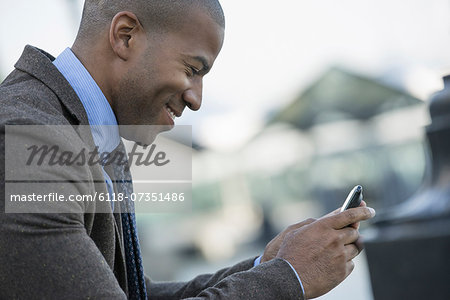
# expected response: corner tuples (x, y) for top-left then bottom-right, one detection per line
(190, 66), (200, 76)
(185, 65), (200, 77)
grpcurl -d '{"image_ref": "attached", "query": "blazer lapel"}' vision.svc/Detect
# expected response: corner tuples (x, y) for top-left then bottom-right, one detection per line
(14, 45), (90, 126)
(14, 45), (129, 287)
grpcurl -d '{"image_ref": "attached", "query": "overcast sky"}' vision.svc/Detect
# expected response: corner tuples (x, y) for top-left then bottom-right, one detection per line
(2, 0), (450, 150)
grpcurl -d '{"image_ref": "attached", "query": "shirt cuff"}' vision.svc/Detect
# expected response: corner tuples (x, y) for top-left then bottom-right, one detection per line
(281, 258), (306, 297)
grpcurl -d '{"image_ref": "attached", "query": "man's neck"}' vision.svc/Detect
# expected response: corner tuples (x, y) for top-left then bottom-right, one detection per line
(71, 40), (115, 107)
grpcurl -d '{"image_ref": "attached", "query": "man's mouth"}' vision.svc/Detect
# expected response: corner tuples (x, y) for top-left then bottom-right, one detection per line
(165, 104), (177, 120)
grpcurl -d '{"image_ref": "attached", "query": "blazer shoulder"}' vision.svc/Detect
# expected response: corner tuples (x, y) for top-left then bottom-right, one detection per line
(0, 68), (73, 126)
(1, 45), (89, 126)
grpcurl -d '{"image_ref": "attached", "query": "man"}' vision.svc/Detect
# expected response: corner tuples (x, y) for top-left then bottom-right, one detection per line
(0, 0), (375, 299)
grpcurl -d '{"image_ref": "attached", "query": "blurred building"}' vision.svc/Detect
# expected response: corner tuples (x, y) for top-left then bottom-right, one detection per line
(266, 67), (427, 212)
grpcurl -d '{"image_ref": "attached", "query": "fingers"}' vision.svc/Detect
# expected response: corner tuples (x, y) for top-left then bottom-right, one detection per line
(339, 227), (359, 245)
(287, 218), (316, 232)
(327, 206), (376, 229)
(298, 218), (316, 227)
(346, 260), (355, 277)
(344, 244), (359, 261)
(325, 200), (367, 220)
(324, 207), (341, 218)
(261, 217), (317, 263)
(354, 237), (364, 253)
(350, 200), (367, 229)
(350, 222), (359, 230)
(350, 201), (367, 229)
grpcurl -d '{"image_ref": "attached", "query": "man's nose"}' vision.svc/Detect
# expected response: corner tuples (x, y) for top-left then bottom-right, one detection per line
(183, 79), (202, 111)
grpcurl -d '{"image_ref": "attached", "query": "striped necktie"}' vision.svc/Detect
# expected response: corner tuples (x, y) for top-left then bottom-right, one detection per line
(110, 141), (147, 299)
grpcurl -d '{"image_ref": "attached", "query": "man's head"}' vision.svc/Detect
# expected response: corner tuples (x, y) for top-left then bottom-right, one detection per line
(77, 0), (225, 38)
(72, 0), (225, 143)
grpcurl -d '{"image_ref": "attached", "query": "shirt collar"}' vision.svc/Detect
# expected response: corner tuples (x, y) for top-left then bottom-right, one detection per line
(53, 47), (120, 154)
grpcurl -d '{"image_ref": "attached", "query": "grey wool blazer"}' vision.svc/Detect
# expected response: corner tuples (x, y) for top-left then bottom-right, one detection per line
(0, 45), (304, 300)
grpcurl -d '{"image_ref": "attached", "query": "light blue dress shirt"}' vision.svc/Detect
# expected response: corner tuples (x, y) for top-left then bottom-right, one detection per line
(53, 47), (305, 296)
(53, 47), (120, 206)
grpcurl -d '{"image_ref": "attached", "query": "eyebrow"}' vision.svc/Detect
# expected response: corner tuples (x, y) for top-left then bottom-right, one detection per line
(193, 56), (210, 73)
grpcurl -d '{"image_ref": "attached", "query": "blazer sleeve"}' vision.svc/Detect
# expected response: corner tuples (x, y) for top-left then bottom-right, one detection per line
(145, 257), (305, 300)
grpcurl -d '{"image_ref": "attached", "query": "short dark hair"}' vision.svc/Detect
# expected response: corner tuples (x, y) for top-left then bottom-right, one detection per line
(76, 0), (225, 41)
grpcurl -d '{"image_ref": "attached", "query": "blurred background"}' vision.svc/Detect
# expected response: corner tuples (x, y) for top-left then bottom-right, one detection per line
(2, 0), (450, 299)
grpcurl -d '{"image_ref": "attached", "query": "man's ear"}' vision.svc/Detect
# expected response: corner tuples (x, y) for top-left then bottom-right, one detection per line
(109, 11), (144, 61)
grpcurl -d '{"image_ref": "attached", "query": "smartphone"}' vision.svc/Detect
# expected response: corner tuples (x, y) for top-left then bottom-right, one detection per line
(340, 185), (363, 212)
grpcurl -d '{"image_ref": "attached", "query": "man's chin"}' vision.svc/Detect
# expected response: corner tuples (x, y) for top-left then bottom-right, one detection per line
(119, 125), (173, 146)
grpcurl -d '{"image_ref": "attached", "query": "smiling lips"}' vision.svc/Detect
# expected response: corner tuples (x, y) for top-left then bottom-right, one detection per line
(165, 104), (180, 124)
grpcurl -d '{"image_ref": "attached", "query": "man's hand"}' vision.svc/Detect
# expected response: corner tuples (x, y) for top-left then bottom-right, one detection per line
(274, 206), (375, 299)
(261, 201), (367, 263)
(261, 218), (316, 263)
